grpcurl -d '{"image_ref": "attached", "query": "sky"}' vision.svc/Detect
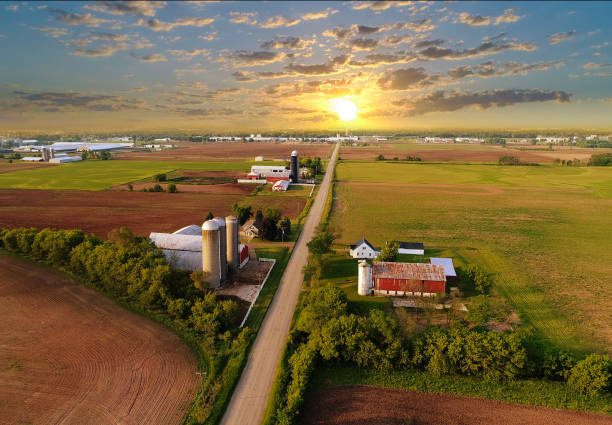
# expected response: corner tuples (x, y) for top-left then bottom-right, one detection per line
(0, 1), (611, 133)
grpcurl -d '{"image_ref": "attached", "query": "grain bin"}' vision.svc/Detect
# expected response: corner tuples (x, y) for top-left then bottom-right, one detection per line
(290, 150), (298, 183)
(214, 217), (227, 283)
(202, 219), (221, 288)
(226, 215), (239, 273)
(358, 260), (372, 296)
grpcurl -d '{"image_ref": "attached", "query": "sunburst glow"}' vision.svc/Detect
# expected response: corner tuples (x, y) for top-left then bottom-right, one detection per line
(331, 98), (358, 122)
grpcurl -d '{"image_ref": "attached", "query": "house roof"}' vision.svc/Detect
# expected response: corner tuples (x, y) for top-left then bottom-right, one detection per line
(373, 262), (445, 281)
(242, 219), (262, 231)
(350, 237), (376, 251)
(429, 258), (456, 277)
(398, 242), (424, 250)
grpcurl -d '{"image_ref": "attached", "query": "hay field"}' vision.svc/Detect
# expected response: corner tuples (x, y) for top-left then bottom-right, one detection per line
(331, 160), (612, 354)
(0, 160), (263, 190)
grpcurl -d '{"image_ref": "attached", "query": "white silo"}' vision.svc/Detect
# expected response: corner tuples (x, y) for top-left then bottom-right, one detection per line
(202, 219), (221, 289)
(214, 217), (227, 283)
(225, 215), (239, 273)
(358, 260), (372, 296)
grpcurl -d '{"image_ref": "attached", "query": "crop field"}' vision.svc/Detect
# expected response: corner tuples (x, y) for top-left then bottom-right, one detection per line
(300, 384), (612, 425)
(115, 141), (333, 162)
(0, 159), (52, 174)
(0, 160), (264, 190)
(0, 189), (306, 238)
(0, 254), (199, 425)
(340, 142), (611, 163)
(330, 160), (612, 354)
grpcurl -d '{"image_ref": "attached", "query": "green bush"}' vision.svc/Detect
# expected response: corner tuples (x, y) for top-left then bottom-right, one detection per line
(589, 153), (612, 166)
(166, 183), (178, 193)
(567, 354), (612, 396)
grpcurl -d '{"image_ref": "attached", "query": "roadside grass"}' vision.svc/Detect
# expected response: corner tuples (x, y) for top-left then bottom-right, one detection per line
(330, 162), (612, 354)
(309, 365), (612, 415)
(0, 160), (262, 191)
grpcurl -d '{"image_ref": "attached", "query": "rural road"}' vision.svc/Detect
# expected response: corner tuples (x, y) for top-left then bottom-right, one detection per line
(220, 142), (339, 425)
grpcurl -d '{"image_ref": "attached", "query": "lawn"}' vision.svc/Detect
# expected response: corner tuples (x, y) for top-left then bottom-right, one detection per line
(330, 160), (612, 354)
(0, 160), (263, 191)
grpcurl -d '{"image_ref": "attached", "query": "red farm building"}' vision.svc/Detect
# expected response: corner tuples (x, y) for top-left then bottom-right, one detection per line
(372, 262), (446, 296)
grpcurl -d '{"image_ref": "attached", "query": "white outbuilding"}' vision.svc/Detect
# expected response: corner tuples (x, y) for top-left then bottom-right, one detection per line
(349, 238), (381, 259)
(398, 242), (424, 255)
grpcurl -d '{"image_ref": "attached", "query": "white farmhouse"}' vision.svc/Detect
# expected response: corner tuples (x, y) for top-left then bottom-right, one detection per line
(349, 238), (381, 259)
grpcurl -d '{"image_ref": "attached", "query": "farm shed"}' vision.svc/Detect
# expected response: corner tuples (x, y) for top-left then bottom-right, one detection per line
(149, 233), (202, 271)
(349, 238), (381, 259)
(372, 262), (446, 295)
(398, 242), (425, 255)
(272, 180), (290, 191)
(20, 157), (43, 162)
(49, 156), (82, 164)
(430, 258), (456, 281)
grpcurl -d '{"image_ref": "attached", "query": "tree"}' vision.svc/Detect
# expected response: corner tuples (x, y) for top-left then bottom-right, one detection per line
(99, 150), (111, 160)
(153, 183), (163, 192)
(498, 155), (522, 165)
(205, 211), (214, 221)
(128, 183), (133, 191)
(154, 173), (167, 182)
(464, 264), (490, 294)
(261, 209), (282, 241)
(376, 154), (385, 161)
(107, 227), (136, 248)
(232, 203), (253, 225)
(190, 270), (210, 293)
(255, 209), (264, 223)
(567, 354), (612, 396)
(279, 217), (291, 241)
(166, 183), (178, 193)
(377, 240), (399, 262)
(307, 229), (336, 255)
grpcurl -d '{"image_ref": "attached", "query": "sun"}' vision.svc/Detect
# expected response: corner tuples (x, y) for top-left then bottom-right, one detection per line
(330, 98), (358, 122)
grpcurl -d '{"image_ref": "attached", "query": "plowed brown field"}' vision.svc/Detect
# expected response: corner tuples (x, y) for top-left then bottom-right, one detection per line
(340, 144), (610, 163)
(0, 255), (199, 425)
(115, 142), (333, 161)
(0, 189), (306, 238)
(300, 385), (611, 425)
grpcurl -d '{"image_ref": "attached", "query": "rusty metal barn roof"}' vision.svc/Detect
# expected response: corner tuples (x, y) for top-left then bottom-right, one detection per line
(373, 262), (446, 281)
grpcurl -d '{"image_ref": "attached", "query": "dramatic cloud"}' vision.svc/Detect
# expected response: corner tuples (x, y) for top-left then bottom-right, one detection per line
(345, 38), (379, 51)
(140, 53), (167, 62)
(448, 60), (565, 79)
(261, 36), (314, 50)
(11, 90), (149, 112)
(457, 13), (491, 26)
(168, 48), (210, 60)
(348, 51), (416, 67)
(138, 16), (214, 31)
(377, 67), (438, 90)
(229, 11), (257, 25)
(322, 26), (352, 40)
(88, 31), (129, 42)
(84, 1), (165, 17)
(393, 89), (571, 116)
(259, 15), (301, 29)
(456, 9), (522, 26)
(224, 50), (286, 67)
(31, 26), (68, 38)
(397, 19), (436, 32)
(73, 42), (130, 57)
(285, 62), (337, 76)
(232, 71), (255, 82)
(50, 8), (110, 28)
(549, 30), (576, 45)
(302, 9), (338, 21)
(352, 1), (412, 12)
(420, 40), (536, 60)
(583, 62), (612, 69)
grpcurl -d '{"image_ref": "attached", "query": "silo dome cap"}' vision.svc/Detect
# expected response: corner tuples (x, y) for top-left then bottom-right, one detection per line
(291, 150), (298, 156)
(202, 220), (219, 230)
(214, 217), (226, 226)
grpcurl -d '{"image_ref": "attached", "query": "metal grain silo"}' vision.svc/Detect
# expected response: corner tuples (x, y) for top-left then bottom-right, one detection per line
(290, 150), (298, 183)
(358, 260), (372, 296)
(202, 219), (221, 289)
(225, 215), (240, 274)
(214, 217), (227, 283)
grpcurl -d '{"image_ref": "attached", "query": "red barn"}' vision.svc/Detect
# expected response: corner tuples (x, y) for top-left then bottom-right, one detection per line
(372, 262), (446, 295)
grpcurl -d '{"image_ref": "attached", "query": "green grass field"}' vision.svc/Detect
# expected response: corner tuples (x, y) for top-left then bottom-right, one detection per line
(330, 160), (612, 354)
(0, 160), (263, 191)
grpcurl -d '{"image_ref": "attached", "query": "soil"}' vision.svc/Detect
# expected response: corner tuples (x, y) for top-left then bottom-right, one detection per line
(0, 189), (306, 238)
(340, 145), (611, 163)
(0, 160), (53, 174)
(0, 254), (199, 425)
(114, 142), (333, 162)
(114, 182), (256, 195)
(300, 385), (611, 425)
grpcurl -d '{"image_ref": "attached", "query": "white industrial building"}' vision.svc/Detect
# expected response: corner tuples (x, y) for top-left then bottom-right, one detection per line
(32, 142), (134, 152)
(272, 180), (290, 191)
(149, 216), (247, 288)
(20, 156), (43, 162)
(49, 156), (82, 164)
(349, 238), (381, 259)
